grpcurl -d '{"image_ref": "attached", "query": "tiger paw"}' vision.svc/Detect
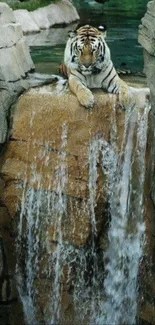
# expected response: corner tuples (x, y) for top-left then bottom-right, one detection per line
(77, 89), (94, 108)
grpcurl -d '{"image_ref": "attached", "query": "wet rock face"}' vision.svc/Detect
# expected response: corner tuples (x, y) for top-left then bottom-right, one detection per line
(0, 85), (114, 323)
(0, 82), (154, 324)
(138, 4), (155, 323)
(1, 85), (125, 247)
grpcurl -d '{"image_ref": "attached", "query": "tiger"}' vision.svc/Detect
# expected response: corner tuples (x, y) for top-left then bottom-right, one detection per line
(63, 24), (150, 109)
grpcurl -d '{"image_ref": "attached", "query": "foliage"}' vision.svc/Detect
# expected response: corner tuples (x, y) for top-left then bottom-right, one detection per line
(2, 0), (61, 11)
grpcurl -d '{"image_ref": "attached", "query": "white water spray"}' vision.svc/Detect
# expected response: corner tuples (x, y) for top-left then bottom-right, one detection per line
(50, 123), (68, 324)
(16, 124), (68, 325)
(96, 105), (150, 325)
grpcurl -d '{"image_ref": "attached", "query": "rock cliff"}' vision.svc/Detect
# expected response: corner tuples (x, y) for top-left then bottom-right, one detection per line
(0, 81), (154, 324)
(138, 3), (155, 322)
(0, 0), (154, 322)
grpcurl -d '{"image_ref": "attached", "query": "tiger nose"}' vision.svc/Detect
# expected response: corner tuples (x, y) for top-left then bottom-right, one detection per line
(83, 62), (91, 68)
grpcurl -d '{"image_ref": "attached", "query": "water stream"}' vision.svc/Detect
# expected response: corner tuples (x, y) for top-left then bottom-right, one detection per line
(97, 105), (150, 324)
(16, 102), (150, 325)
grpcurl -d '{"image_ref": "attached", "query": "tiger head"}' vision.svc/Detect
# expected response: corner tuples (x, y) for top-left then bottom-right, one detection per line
(64, 25), (111, 76)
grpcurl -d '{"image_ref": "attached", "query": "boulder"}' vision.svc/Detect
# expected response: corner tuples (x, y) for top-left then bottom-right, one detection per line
(0, 2), (34, 143)
(14, 0), (80, 34)
(1, 86), (121, 247)
(14, 9), (40, 34)
(0, 23), (22, 48)
(31, 0), (80, 28)
(0, 2), (16, 25)
(0, 81), (154, 324)
(0, 43), (31, 81)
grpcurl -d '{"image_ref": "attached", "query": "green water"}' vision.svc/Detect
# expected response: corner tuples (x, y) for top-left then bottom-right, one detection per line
(30, 0), (149, 74)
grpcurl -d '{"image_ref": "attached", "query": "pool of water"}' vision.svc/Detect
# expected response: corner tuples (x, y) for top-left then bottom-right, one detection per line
(29, 0), (149, 75)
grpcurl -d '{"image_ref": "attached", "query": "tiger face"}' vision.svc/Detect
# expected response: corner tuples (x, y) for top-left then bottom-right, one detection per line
(64, 25), (111, 76)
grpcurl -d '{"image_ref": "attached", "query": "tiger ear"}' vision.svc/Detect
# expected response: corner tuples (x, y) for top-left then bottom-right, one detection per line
(98, 25), (107, 37)
(68, 30), (77, 38)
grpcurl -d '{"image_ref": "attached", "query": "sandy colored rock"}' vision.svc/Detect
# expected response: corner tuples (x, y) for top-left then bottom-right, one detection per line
(140, 303), (155, 324)
(2, 182), (23, 217)
(0, 85), (125, 224)
(0, 85), (124, 250)
(11, 86), (125, 154)
(1, 141), (107, 201)
(0, 206), (10, 228)
(1, 142), (89, 198)
(0, 81), (154, 324)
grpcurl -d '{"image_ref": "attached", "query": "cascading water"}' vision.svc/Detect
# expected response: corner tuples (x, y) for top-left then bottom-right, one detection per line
(16, 123), (69, 325)
(89, 139), (101, 322)
(50, 123), (68, 324)
(15, 101), (150, 325)
(96, 105), (151, 325)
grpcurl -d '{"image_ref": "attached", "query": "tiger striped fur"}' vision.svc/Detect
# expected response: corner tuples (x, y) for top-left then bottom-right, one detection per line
(64, 24), (150, 109)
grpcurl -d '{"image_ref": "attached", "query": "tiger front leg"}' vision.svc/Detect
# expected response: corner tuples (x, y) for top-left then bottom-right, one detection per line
(108, 78), (150, 109)
(69, 74), (94, 109)
(107, 77), (130, 109)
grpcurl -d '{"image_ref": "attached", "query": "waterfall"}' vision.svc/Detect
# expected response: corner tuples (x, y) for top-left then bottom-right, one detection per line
(50, 123), (68, 324)
(96, 105), (151, 325)
(16, 124), (69, 325)
(15, 102), (150, 325)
